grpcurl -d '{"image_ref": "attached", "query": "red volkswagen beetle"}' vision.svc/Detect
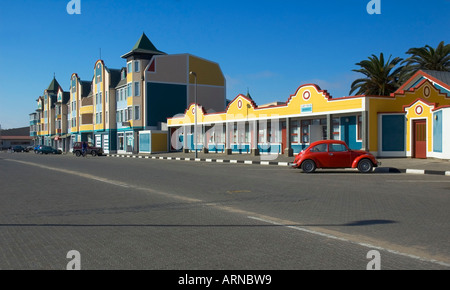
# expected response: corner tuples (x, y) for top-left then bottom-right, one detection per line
(290, 140), (380, 173)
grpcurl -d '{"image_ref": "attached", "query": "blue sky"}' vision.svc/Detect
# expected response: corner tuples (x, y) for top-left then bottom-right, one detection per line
(0, 0), (448, 129)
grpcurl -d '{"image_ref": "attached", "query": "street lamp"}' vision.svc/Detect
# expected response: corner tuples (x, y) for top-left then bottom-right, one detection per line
(189, 71), (198, 158)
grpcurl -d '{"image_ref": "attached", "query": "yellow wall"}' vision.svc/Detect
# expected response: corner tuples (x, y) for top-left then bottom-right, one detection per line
(151, 133), (168, 152)
(367, 80), (450, 152)
(79, 124), (94, 132)
(80, 106), (94, 114)
(189, 56), (225, 87)
(168, 84), (364, 126)
(404, 100), (434, 153)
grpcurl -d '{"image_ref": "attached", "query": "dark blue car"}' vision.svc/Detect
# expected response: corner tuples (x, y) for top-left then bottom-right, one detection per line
(35, 145), (62, 155)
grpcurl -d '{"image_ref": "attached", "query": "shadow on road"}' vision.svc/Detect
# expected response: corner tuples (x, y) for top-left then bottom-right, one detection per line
(0, 219), (397, 228)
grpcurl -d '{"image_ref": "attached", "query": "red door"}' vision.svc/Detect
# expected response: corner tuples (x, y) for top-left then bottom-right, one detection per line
(281, 121), (287, 153)
(327, 143), (352, 168)
(413, 120), (427, 159)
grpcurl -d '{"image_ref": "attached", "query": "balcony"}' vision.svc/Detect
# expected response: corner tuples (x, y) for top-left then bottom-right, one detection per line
(80, 97), (94, 114)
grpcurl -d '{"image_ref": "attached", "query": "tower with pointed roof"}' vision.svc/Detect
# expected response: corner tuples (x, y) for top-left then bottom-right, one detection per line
(114, 32), (226, 154)
(38, 76), (65, 146)
(121, 32), (166, 61)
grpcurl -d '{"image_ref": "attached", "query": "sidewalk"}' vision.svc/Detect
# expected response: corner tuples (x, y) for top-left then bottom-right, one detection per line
(107, 151), (450, 176)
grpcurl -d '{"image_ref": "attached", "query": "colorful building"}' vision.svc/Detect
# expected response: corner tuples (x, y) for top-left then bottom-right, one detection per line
(34, 77), (68, 148)
(68, 73), (92, 149)
(31, 33), (226, 153)
(168, 70), (450, 160)
(53, 86), (70, 151)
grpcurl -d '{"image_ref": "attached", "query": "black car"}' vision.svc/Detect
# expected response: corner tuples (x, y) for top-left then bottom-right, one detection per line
(12, 145), (27, 152)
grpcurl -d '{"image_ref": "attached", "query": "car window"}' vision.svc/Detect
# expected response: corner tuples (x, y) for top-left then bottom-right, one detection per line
(329, 143), (347, 152)
(310, 144), (327, 152)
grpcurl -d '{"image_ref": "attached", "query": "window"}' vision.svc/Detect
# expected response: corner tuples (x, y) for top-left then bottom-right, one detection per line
(134, 105), (140, 120)
(310, 143), (327, 152)
(127, 84), (132, 97)
(329, 143), (347, 152)
(332, 118), (340, 140)
(357, 115), (362, 140)
(99, 92), (102, 104)
(291, 120), (300, 143)
(301, 120), (311, 143)
(134, 82), (140, 96)
(134, 61), (140, 72)
(127, 107), (132, 121)
(105, 91), (108, 103)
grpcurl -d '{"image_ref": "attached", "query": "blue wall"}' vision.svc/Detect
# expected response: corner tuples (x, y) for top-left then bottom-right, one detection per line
(433, 111), (443, 153)
(381, 115), (405, 151)
(139, 132), (151, 152)
(340, 116), (362, 150)
(146, 82), (187, 127)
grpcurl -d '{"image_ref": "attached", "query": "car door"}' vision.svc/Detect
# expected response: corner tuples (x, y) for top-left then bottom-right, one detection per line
(308, 143), (330, 167)
(327, 143), (352, 167)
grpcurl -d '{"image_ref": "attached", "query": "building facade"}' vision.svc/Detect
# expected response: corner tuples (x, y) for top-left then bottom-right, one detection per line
(31, 32), (226, 154)
(34, 77), (69, 148)
(168, 70), (450, 160)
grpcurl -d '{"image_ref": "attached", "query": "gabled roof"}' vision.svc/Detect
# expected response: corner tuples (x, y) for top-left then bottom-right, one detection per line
(108, 68), (122, 88)
(421, 70), (450, 87)
(63, 92), (70, 104)
(0, 127), (30, 136)
(80, 81), (92, 98)
(396, 70), (450, 96)
(121, 33), (166, 59)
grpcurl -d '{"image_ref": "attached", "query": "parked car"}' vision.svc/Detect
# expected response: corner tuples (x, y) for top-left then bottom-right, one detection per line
(72, 142), (104, 157)
(12, 145), (27, 152)
(35, 145), (62, 155)
(290, 140), (380, 173)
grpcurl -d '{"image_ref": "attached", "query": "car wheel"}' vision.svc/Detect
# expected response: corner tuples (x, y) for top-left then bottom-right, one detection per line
(301, 159), (316, 173)
(91, 151), (97, 157)
(75, 151), (81, 157)
(358, 159), (373, 173)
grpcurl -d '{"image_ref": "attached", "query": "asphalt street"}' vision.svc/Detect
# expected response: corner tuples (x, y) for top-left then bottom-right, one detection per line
(0, 152), (449, 270)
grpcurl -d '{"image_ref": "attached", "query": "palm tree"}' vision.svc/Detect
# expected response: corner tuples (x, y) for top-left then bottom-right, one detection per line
(401, 41), (450, 81)
(349, 53), (403, 96)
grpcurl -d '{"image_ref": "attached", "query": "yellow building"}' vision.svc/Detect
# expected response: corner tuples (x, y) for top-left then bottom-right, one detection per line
(168, 70), (450, 159)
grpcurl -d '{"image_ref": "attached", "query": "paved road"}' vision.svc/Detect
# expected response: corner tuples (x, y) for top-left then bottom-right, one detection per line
(0, 152), (449, 270)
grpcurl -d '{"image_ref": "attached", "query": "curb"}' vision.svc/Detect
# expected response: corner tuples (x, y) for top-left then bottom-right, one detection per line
(106, 154), (450, 176)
